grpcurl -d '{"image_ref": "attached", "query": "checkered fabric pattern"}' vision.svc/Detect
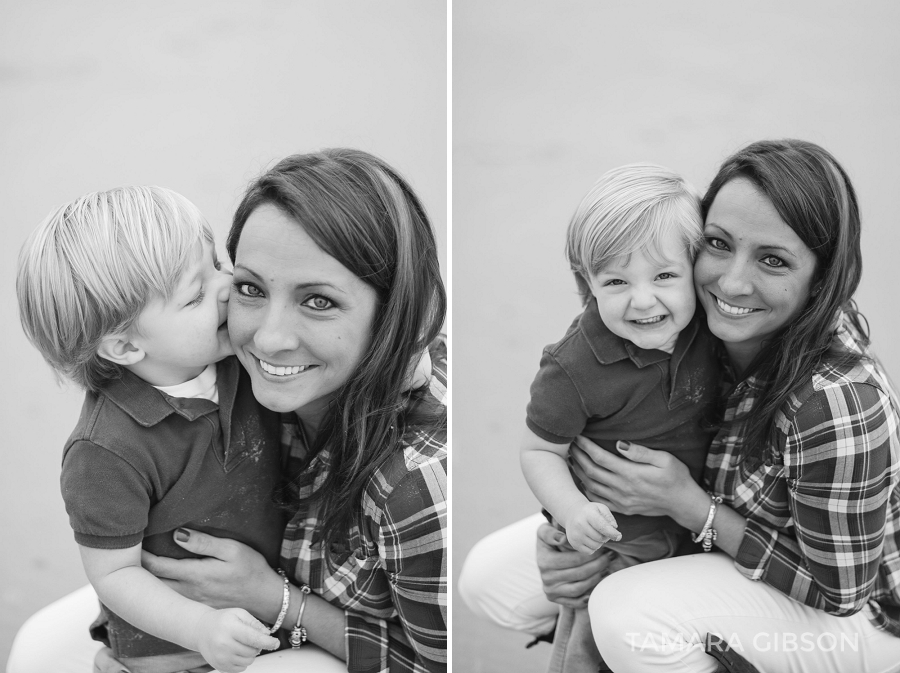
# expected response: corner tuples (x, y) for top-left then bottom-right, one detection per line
(705, 317), (900, 635)
(280, 338), (447, 672)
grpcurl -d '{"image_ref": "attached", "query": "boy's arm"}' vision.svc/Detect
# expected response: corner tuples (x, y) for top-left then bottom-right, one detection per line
(520, 427), (620, 552)
(80, 544), (278, 672)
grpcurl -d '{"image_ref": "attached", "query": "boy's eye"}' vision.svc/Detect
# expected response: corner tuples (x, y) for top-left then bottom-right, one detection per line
(761, 255), (785, 268)
(656, 272), (676, 281)
(186, 290), (205, 307)
(302, 295), (334, 310)
(235, 282), (263, 298)
(603, 279), (626, 287)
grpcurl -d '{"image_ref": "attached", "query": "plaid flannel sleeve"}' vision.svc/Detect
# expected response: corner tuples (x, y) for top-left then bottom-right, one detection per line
(735, 381), (896, 615)
(345, 448), (448, 673)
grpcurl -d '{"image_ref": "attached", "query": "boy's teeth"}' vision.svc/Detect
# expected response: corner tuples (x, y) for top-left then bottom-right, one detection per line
(716, 297), (756, 316)
(259, 359), (310, 376)
(633, 316), (664, 325)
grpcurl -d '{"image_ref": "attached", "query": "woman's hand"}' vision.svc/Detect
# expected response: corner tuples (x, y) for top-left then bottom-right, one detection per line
(569, 437), (699, 519)
(141, 528), (283, 621)
(535, 522), (611, 608)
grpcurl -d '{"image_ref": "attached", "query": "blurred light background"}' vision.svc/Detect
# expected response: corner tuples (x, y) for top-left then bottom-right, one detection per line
(0, 1), (445, 665)
(453, 1), (900, 671)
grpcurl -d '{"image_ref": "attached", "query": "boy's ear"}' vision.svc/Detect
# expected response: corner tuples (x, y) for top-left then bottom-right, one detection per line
(96, 334), (146, 366)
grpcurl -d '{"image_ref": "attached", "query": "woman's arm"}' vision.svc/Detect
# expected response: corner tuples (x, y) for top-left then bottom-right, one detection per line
(571, 379), (896, 615)
(367, 455), (447, 672)
(732, 382), (895, 615)
(80, 544), (277, 673)
(569, 438), (748, 557)
(141, 531), (346, 660)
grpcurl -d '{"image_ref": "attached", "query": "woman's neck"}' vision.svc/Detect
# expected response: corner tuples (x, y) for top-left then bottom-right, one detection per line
(723, 341), (761, 380)
(294, 401), (329, 443)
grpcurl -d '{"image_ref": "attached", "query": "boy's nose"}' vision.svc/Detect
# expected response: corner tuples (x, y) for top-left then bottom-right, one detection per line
(630, 287), (657, 311)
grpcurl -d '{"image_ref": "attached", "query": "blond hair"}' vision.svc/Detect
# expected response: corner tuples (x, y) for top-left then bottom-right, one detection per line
(17, 186), (213, 391)
(566, 163), (703, 304)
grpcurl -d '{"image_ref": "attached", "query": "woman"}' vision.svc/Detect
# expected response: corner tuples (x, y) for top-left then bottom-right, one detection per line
(8, 149), (447, 673)
(461, 140), (900, 672)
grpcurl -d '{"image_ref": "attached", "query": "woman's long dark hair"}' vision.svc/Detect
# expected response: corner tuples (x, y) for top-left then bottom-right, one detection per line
(701, 139), (868, 467)
(227, 149), (446, 561)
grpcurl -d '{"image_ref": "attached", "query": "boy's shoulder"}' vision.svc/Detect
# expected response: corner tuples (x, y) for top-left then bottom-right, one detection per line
(65, 356), (244, 455)
(544, 299), (644, 369)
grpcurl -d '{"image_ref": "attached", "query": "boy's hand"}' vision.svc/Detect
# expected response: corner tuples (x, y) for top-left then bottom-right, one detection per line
(565, 502), (621, 553)
(195, 608), (279, 673)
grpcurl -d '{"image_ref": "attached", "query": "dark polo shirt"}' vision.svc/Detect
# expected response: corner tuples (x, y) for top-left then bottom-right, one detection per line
(61, 356), (285, 660)
(527, 298), (720, 541)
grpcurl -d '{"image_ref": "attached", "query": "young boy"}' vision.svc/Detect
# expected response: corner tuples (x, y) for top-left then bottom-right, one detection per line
(519, 164), (722, 671)
(17, 187), (283, 673)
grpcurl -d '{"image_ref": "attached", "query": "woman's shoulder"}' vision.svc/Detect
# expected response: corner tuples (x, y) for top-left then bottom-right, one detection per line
(782, 317), (899, 439)
(361, 336), (448, 510)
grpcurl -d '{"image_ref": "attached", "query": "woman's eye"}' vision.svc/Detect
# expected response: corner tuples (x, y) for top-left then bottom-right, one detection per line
(761, 255), (785, 268)
(706, 237), (728, 251)
(303, 295), (334, 310)
(235, 282), (263, 298)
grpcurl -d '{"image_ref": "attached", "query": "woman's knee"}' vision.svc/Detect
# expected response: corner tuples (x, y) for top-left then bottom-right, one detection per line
(458, 530), (514, 617)
(458, 515), (556, 634)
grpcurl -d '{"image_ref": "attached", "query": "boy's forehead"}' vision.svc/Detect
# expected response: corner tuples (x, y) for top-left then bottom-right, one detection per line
(596, 243), (691, 274)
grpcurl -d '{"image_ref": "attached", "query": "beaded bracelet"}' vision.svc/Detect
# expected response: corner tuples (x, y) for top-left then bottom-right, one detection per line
(289, 584), (312, 648)
(691, 493), (723, 552)
(270, 569), (291, 633)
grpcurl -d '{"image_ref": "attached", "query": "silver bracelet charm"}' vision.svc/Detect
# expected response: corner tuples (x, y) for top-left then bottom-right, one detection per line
(290, 584), (313, 648)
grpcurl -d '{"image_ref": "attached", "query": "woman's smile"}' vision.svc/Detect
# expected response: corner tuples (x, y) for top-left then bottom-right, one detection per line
(710, 293), (762, 317)
(256, 358), (318, 377)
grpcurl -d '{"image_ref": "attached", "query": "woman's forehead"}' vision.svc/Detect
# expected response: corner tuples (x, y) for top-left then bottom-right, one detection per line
(234, 203), (361, 290)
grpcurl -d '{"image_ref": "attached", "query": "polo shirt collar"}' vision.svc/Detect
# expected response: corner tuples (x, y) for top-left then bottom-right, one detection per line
(579, 298), (671, 368)
(100, 358), (240, 428)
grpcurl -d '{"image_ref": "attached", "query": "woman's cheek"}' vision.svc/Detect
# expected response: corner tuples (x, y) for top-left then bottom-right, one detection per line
(226, 302), (253, 351)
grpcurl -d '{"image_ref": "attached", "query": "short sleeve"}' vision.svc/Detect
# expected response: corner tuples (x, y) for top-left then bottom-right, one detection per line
(61, 440), (151, 548)
(526, 349), (588, 444)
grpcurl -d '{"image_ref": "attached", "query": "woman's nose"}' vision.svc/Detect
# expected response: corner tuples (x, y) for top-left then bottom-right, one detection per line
(253, 304), (301, 355)
(716, 259), (753, 297)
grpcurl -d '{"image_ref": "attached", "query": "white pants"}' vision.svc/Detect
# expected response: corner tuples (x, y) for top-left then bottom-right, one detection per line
(6, 585), (345, 673)
(459, 514), (900, 673)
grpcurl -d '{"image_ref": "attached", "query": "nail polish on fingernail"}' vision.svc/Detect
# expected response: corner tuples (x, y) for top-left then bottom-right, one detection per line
(174, 528), (189, 542)
(616, 441), (629, 452)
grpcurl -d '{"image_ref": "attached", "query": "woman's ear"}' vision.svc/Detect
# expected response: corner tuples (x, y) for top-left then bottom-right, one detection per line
(96, 334), (145, 366)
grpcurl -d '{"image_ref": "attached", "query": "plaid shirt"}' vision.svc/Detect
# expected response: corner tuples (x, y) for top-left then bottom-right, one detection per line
(280, 339), (447, 673)
(705, 317), (900, 635)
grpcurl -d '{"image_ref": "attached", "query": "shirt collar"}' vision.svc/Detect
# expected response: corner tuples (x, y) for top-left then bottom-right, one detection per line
(579, 297), (672, 368)
(101, 358), (239, 427)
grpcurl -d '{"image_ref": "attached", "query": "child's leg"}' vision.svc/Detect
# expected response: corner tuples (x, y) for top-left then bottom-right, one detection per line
(7, 584), (104, 673)
(548, 528), (682, 673)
